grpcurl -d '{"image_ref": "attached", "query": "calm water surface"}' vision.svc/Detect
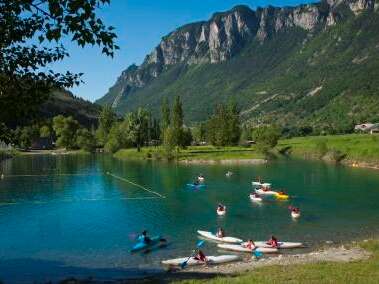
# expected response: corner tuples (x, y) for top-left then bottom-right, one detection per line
(0, 154), (379, 283)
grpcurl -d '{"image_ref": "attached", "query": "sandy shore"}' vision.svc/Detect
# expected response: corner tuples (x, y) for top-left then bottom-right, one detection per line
(179, 159), (267, 165)
(176, 245), (370, 275)
(59, 243), (372, 283)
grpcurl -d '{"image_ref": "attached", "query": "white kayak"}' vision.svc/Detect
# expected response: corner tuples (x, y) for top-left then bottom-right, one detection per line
(255, 188), (277, 195)
(198, 176), (205, 182)
(217, 206), (226, 216)
(162, 255), (240, 266)
(217, 244), (278, 253)
(197, 230), (243, 244)
(291, 211), (301, 218)
(252, 182), (271, 188)
(253, 241), (303, 249)
(217, 209), (226, 216)
(249, 194), (263, 202)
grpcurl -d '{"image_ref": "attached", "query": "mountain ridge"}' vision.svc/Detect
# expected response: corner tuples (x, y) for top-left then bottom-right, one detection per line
(97, 0), (379, 131)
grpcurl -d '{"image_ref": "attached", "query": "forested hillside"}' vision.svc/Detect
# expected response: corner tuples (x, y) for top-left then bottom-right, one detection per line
(98, 0), (379, 133)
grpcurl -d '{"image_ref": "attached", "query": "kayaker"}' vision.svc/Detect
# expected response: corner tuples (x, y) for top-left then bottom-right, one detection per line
(216, 227), (225, 238)
(141, 230), (151, 244)
(193, 180), (200, 186)
(289, 206), (300, 213)
(217, 204), (225, 211)
(267, 235), (279, 248)
(244, 239), (256, 250)
(197, 174), (204, 182)
(193, 249), (207, 263)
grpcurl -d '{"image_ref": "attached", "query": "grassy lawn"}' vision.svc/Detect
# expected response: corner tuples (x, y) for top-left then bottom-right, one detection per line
(176, 240), (379, 284)
(114, 146), (265, 161)
(278, 134), (379, 163)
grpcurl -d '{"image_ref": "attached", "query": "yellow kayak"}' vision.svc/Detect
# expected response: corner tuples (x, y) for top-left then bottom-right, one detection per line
(275, 193), (289, 200)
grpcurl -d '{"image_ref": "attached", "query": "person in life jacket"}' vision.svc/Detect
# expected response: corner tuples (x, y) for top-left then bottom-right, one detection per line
(216, 227), (225, 238)
(289, 206), (300, 213)
(217, 204), (225, 211)
(194, 249), (207, 262)
(267, 235), (279, 248)
(141, 230), (151, 244)
(244, 239), (256, 250)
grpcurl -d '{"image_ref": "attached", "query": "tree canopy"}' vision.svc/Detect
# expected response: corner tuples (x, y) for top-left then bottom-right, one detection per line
(0, 0), (118, 125)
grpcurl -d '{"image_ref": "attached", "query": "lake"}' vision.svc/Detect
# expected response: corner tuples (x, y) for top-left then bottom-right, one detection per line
(0, 154), (379, 283)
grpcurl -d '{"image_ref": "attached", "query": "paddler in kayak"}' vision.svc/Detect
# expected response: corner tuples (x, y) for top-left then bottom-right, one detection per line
(141, 230), (152, 244)
(216, 227), (225, 238)
(267, 235), (279, 248)
(217, 203), (225, 212)
(243, 239), (256, 250)
(193, 249), (207, 263)
(289, 206), (300, 213)
(197, 174), (205, 182)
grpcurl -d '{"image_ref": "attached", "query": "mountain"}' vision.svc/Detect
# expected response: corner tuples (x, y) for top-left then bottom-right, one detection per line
(97, 0), (379, 132)
(40, 90), (100, 127)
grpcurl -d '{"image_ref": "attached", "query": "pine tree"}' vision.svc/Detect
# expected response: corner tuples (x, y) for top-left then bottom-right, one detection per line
(172, 96), (184, 147)
(161, 97), (170, 132)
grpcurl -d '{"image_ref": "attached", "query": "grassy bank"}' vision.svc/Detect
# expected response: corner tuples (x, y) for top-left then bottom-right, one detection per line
(176, 240), (379, 284)
(278, 134), (379, 165)
(114, 146), (265, 161)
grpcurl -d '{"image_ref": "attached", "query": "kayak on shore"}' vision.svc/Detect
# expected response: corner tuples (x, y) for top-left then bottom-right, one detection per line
(162, 255), (240, 266)
(217, 243), (278, 253)
(251, 241), (304, 249)
(197, 230), (243, 244)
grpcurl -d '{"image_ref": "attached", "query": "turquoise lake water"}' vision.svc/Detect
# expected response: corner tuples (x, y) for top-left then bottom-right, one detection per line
(0, 154), (379, 282)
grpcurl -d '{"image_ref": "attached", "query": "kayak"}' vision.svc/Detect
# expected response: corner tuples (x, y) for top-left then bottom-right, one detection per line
(291, 211), (301, 218)
(253, 241), (303, 249)
(252, 182), (271, 188)
(217, 207), (226, 216)
(255, 188), (277, 195)
(275, 193), (289, 200)
(162, 255), (240, 266)
(217, 244), (278, 253)
(197, 230), (243, 244)
(130, 235), (162, 252)
(249, 194), (263, 202)
(198, 176), (205, 182)
(186, 183), (206, 189)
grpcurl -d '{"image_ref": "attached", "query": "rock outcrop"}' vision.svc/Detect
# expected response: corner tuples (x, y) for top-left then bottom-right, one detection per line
(97, 0), (376, 110)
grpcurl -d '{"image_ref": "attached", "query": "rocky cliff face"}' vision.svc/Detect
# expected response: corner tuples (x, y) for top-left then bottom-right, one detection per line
(97, 0), (376, 109)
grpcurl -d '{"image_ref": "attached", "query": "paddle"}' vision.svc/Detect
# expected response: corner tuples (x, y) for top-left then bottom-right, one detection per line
(180, 240), (205, 269)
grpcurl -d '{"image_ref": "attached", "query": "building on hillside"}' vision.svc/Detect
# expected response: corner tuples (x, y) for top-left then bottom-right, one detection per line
(354, 123), (379, 134)
(30, 137), (53, 150)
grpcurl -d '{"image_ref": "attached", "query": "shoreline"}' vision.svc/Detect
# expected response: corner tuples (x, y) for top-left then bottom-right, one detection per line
(60, 241), (374, 283)
(178, 158), (267, 165)
(172, 244), (370, 276)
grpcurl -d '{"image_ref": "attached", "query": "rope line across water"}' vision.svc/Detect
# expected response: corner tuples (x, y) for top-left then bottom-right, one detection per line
(3, 174), (101, 177)
(0, 196), (161, 206)
(106, 172), (166, 199)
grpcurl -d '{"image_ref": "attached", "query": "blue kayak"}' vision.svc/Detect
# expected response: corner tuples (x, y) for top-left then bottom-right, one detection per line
(130, 235), (162, 253)
(186, 183), (206, 189)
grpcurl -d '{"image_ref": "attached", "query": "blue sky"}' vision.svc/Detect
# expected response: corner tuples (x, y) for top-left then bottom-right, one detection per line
(53, 0), (315, 102)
